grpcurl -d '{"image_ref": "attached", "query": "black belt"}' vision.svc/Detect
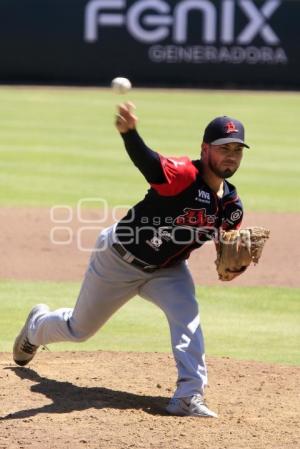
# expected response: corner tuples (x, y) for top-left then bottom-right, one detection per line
(112, 243), (158, 273)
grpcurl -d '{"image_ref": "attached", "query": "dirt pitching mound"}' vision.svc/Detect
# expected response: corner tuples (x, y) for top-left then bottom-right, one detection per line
(1, 351), (299, 449)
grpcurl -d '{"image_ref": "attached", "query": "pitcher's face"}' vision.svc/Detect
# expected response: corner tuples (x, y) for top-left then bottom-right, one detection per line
(204, 143), (244, 178)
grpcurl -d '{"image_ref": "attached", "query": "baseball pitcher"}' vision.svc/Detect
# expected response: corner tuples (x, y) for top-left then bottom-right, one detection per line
(13, 103), (268, 417)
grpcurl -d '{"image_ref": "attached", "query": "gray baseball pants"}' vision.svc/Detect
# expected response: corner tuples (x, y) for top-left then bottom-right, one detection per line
(28, 225), (208, 398)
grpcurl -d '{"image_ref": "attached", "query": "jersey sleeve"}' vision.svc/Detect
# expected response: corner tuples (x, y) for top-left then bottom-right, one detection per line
(221, 196), (244, 230)
(121, 130), (166, 183)
(150, 156), (198, 196)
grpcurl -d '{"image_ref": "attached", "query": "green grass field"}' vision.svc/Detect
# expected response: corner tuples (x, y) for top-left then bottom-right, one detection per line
(0, 86), (299, 365)
(0, 280), (299, 365)
(0, 86), (299, 211)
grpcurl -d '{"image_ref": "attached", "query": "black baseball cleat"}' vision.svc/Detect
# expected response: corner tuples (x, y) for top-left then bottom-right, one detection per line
(166, 394), (218, 417)
(13, 304), (49, 366)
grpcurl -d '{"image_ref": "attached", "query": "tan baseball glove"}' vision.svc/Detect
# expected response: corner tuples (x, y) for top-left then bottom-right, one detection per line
(215, 226), (270, 281)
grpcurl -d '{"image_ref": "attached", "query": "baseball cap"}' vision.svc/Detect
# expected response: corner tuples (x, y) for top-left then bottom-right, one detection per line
(203, 116), (250, 148)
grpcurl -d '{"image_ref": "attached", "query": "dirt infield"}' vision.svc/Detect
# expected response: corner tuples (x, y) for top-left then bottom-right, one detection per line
(1, 208), (299, 448)
(1, 352), (299, 449)
(0, 207), (299, 286)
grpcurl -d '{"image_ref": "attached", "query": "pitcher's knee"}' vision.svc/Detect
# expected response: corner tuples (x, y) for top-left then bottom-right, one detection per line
(72, 332), (93, 343)
(67, 318), (96, 342)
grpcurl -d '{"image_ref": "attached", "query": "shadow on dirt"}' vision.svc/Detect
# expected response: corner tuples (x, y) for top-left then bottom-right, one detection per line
(2, 367), (169, 419)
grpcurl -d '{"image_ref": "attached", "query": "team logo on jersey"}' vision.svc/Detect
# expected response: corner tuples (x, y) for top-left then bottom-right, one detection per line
(225, 121), (239, 134)
(195, 189), (211, 204)
(230, 209), (242, 221)
(148, 236), (163, 250)
(146, 227), (172, 251)
(174, 208), (216, 227)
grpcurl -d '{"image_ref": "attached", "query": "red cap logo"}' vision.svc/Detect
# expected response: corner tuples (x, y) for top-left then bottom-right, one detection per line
(225, 121), (239, 134)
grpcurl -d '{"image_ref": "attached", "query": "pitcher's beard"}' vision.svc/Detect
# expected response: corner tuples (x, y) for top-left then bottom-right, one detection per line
(208, 159), (237, 179)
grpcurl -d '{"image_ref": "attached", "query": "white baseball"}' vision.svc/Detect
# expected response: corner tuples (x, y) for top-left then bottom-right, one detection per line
(111, 77), (132, 94)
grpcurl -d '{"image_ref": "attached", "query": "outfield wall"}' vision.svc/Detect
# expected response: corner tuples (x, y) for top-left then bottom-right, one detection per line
(0, 0), (299, 88)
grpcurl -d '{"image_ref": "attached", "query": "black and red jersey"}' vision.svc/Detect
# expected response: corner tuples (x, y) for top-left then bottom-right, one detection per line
(115, 131), (243, 267)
